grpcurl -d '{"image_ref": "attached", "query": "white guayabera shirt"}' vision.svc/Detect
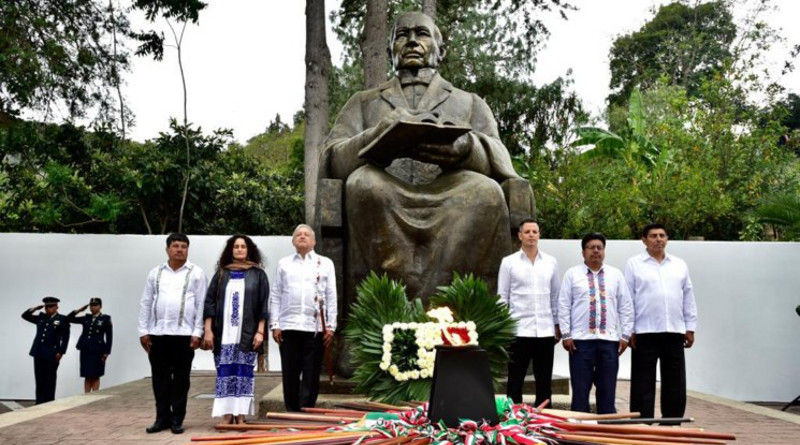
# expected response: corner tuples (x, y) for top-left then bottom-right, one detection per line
(624, 252), (697, 334)
(269, 250), (337, 333)
(497, 249), (561, 337)
(558, 264), (633, 342)
(138, 261), (208, 338)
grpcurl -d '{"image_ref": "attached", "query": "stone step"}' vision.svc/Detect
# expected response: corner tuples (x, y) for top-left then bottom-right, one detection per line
(260, 385), (584, 417)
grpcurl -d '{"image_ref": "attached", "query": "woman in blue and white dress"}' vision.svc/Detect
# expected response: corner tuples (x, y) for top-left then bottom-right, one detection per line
(203, 235), (269, 424)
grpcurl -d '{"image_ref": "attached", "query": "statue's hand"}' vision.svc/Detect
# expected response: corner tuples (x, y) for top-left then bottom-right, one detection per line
(413, 134), (470, 169)
(373, 108), (417, 135)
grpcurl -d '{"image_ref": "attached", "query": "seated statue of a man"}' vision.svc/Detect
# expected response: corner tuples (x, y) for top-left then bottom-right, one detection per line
(320, 11), (531, 301)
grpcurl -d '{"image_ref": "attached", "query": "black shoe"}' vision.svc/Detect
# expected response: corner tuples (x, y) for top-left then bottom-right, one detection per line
(145, 422), (169, 434)
(170, 423), (185, 434)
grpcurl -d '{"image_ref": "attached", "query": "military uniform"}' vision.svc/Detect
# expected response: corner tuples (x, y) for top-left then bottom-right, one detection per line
(68, 311), (112, 378)
(22, 303), (70, 404)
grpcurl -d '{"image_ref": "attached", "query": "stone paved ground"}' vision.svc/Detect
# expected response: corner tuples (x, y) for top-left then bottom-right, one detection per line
(0, 375), (798, 444)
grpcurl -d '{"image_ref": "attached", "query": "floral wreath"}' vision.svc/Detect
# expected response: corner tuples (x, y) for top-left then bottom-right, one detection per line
(345, 272), (516, 404)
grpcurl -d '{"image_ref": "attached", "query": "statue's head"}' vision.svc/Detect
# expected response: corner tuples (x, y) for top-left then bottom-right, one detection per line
(390, 12), (446, 70)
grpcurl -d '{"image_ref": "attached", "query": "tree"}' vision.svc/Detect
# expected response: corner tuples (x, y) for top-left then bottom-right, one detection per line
(304, 0), (332, 225)
(131, 0), (208, 232)
(751, 193), (800, 240)
(573, 87), (663, 172)
(362, 0), (390, 89)
(607, 1), (736, 107)
(0, 0), (133, 124)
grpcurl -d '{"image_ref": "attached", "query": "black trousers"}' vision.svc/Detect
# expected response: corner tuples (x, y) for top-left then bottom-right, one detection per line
(569, 340), (619, 414)
(506, 336), (555, 407)
(148, 335), (195, 425)
(279, 330), (323, 412)
(630, 333), (686, 419)
(33, 357), (59, 404)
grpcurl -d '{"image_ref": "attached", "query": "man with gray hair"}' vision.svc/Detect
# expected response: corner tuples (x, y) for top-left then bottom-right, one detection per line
(320, 11), (530, 301)
(269, 224), (337, 411)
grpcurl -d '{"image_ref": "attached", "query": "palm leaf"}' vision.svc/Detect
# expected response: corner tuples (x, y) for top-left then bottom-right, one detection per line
(429, 273), (517, 389)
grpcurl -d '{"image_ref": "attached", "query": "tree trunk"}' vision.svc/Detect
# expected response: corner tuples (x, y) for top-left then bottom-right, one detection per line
(422, 0), (436, 19)
(304, 0), (332, 225)
(361, 0), (389, 89)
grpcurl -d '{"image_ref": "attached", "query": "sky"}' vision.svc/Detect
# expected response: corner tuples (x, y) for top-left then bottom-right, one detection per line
(122, 0), (800, 144)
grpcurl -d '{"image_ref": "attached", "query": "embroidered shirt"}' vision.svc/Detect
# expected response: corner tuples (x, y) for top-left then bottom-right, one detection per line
(269, 250), (337, 333)
(558, 263), (633, 342)
(624, 252), (698, 334)
(138, 261), (208, 338)
(497, 249), (561, 337)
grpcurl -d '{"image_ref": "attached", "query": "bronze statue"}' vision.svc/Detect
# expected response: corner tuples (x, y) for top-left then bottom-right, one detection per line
(319, 11), (534, 305)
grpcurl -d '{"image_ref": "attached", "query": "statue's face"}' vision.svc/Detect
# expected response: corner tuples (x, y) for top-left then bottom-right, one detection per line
(392, 13), (439, 69)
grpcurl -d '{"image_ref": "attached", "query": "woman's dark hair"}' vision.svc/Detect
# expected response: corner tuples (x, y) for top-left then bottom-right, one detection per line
(217, 234), (263, 269)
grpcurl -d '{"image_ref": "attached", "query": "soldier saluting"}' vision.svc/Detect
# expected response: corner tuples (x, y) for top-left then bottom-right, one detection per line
(22, 296), (70, 404)
(68, 297), (113, 393)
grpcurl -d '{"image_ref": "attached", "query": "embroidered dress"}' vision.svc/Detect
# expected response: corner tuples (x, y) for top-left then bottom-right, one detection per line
(212, 271), (257, 417)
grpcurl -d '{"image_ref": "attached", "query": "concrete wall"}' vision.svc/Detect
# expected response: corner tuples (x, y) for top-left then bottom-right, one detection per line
(1, 234), (798, 402)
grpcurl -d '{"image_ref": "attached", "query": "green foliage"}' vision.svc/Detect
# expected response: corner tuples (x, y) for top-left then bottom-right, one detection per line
(574, 88), (662, 170)
(345, 272), (427, 403)
(346, 272), (515, 403)
(131, 0), (208, 61)
(237, 114), (305, 174)
(0, 0), (131, 121)
(608, 0), (736, 107)
(525, 77), (799, 240)
(749, 193), (800, 240)
(0, 118), (304, 235)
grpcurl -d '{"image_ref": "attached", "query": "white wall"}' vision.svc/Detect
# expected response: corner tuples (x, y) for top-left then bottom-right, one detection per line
(0, 233), (294, 401)
(1, 234), (798, 402)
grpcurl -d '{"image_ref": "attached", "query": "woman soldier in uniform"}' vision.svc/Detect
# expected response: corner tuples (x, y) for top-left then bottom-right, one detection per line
(68, 298), (113, 392)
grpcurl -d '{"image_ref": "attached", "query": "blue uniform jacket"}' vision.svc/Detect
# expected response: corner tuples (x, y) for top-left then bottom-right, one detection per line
(67, 312), (112, 355)
(22, 310), (70, 359)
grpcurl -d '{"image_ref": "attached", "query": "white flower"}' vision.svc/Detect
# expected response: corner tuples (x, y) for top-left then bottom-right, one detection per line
(420, 369), (431, 378)
(392, 322), (400, 328)
(382, 352), (392, 363)
(466, 321), (476, 331)
(399, 322), (408, 330)
(383, 325), (393, 335)
(383, 333), (394, 342)
(382, 343), (392, 353)
(379, 362), (389, 371)
(457, 321), (466, 328)
(389, 365), (398, 375)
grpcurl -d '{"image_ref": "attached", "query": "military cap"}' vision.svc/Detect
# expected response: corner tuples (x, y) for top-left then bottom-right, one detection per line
(89, 297), (102, 306)
(42, 296), (60, 305)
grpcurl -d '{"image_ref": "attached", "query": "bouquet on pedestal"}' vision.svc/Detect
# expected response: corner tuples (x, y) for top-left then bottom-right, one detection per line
(345, 272), (516, 404)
